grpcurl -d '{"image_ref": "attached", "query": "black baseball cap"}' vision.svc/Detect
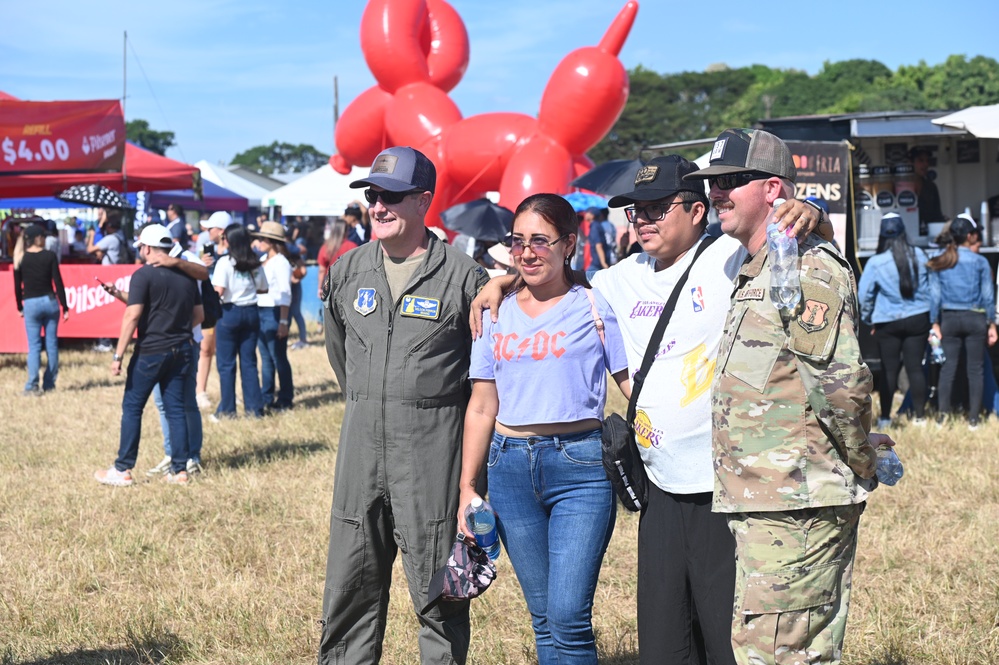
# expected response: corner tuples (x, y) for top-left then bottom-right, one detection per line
(607, 155), (703, 208)
(683, 128), (796, 181)
(350, 146), (437, 194)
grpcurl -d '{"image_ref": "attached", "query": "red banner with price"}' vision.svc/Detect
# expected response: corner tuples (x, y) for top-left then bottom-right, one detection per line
(0, 263), (138, 353)
(0, 100), (124, 174)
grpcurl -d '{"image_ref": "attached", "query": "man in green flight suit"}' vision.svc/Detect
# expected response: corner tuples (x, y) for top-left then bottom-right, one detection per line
(320, 146), (489, 665)
(685, 129), (882, 665)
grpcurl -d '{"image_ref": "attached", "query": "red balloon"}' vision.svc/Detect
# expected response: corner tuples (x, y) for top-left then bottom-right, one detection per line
(443, 112), (536, 191)
(385, 82), (463, 148)
(498, 136), (574, 210)
(332, 0), (639, 221)
(333, 86), (391, 173)
(359, 0), (431, 93)
(425, 0), (469, 92)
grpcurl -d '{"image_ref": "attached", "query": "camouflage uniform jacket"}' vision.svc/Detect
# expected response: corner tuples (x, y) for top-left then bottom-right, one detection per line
(712, 233), (876, 513)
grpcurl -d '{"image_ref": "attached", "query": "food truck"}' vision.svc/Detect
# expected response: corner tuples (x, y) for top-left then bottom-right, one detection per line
(757, 109), (999, 268)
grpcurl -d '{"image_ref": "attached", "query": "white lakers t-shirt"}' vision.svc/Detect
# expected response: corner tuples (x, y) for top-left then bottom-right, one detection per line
(591, 233), (746, 493)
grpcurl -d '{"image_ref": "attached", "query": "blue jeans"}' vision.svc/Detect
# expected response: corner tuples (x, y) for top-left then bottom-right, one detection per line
(215, 303), (263, 417)
(290, 280), (307, 343)
(487, 428), (616, 665)
(22, 295), (60, 391)
(116, 343), (193, 474)
(153, 341), (202, 463)
(257, 306), (294, 406)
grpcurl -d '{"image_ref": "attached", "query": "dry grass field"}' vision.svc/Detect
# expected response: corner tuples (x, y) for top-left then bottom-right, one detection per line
(1, 331), (998, 664)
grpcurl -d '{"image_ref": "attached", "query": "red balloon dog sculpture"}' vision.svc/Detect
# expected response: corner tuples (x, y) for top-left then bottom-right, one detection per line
(332, 0), (639, 226)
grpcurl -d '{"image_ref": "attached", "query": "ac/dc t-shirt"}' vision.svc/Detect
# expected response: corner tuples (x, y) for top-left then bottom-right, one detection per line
(470, 284), (628, 427)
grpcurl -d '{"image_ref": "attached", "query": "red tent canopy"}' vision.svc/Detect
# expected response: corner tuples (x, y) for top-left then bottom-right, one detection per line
(0, 142), (198, 198)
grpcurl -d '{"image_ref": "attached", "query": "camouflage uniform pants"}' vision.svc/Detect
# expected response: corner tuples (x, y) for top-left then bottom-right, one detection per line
(726, 504), (863, 665)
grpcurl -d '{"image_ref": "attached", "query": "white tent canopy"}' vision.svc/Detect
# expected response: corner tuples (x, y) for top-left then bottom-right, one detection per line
(262, 164), (367, 216)
(195, 160), (276, 207)
(931, 104), (999, 139)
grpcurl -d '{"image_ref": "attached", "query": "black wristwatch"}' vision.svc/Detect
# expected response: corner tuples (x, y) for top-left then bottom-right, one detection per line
(803, 198), (827, 223)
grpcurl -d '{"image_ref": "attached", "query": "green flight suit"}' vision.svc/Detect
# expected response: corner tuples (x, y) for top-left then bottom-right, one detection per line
(320, 232), (488, 665)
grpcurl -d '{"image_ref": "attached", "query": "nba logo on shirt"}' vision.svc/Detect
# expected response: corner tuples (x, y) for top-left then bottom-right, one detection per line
(691, 286), (705, 313)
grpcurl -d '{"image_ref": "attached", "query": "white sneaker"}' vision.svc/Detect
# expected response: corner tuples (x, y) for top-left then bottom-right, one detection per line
(291, 341), (307, 350)
(196, 392), (212, 410)
(95, 466), (134, 487)
(876, 417), (892, 430)
(146, 456), (172, 477)
(186, 459), (203, 475)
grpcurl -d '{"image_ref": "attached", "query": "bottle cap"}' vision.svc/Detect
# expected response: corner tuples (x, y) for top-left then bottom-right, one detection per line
(470, 497), (483, 508)
(773, 198), (786, 209)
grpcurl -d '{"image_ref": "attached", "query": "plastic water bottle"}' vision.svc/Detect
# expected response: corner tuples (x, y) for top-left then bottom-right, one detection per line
(929, 330), (946, 364)
(875, 446), (904, 486)
(766, 198), (801, 312)
(464, 497), (501, 560)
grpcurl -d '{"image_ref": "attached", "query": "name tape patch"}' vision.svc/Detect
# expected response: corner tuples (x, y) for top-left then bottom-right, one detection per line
(400, 295), (441, 320)
(735, 287), (765, 301)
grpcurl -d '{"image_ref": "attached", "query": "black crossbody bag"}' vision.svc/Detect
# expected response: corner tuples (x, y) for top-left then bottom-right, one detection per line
(600, 235), (716, 511)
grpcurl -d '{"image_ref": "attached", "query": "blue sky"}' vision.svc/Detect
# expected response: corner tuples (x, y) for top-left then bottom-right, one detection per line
(3, 0), (997, 166)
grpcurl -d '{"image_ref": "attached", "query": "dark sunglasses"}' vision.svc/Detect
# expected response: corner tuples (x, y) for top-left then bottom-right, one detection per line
(363, 188), (424, 205)
(624, 199), (685, 224)
(708, 172), (772, 191)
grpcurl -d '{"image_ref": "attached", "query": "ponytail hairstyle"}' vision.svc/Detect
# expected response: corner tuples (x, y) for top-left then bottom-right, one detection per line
(927, 216), (977, 272)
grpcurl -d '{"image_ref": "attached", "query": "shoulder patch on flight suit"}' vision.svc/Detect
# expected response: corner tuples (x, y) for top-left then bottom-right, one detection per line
(790, 283), (843, 361)
(354, 288), (378, 316)
(400, 295), (441, 320)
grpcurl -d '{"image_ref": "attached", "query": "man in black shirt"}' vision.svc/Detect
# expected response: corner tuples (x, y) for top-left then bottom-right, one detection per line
(94, 224), (203, 487)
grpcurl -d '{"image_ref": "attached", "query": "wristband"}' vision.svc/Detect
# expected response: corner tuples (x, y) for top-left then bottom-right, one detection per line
(112, 353), (122, 362)
(279, 319), (289, 325)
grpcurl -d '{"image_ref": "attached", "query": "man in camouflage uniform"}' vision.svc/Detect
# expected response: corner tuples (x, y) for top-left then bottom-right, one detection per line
(685, 129), (878, 665)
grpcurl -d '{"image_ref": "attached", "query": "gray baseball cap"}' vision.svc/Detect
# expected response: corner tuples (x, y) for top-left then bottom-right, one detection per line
(350, 146), (437, 193)
(683, 128), (797, 182)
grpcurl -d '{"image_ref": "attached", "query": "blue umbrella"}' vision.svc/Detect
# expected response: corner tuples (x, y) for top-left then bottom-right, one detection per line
(563, 192), (609, 212)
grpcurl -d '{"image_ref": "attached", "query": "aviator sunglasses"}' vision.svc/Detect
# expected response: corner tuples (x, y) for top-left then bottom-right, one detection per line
(505, 233), (569, 256)
(363, 188), (424, 205)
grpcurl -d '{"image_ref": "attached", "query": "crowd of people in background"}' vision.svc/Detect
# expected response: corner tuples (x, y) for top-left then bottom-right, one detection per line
(4, 135), (999, 665)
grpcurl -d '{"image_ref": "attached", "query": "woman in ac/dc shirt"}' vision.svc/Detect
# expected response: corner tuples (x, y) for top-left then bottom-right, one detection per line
(458, 193), (629, 665)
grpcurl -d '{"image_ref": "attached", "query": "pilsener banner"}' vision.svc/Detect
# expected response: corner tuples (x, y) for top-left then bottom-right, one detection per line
(0, 100), (125, 174)
(0, 264), (138, 353)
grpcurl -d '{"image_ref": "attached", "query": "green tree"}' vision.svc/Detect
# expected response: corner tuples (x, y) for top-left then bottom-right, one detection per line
(589, 65), (758, 163)
(922, 55), (999, 110)
(230, 142), (330, 175)
(126, 119), (175, 155)
(587, 55), (999, 163)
